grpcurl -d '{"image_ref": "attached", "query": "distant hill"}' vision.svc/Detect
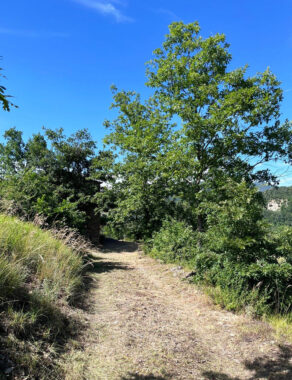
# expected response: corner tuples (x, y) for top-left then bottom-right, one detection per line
(263, 186), (292, 226)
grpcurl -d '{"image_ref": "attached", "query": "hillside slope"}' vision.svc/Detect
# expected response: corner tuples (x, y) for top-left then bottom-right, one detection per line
(263, 186), (292, 226)
(0, 215), (86, 379)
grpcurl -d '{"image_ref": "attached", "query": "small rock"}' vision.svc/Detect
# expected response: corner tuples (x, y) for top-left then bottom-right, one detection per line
(170, 266), (183, 272)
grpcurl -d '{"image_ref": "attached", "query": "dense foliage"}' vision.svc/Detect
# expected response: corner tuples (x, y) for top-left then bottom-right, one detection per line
(103, 91), (178, 239)
(148, 183), (292, 315)
(105, 22), (291, 241)
(103, 21), (292, 316)
(0, 127), (110, 241)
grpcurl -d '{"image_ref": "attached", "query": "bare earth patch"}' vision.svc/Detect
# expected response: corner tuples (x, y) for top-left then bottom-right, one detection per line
(75, 239), (292, 379)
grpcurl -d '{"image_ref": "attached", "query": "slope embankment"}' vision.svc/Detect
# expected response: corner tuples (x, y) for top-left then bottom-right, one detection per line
(0, 215), (86, 379)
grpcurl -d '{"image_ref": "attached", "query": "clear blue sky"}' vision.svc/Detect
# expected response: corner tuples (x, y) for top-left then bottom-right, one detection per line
(1, 0), (292, 183)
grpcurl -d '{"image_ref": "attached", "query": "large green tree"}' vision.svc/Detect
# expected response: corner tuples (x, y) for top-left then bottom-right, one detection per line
(106, 21), (291, 239)
(146, 21), (291, 232)
(104, 89), (176, 239)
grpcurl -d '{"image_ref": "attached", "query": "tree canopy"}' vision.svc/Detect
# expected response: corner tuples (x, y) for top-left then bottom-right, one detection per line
(105, 21), (292, 239)
(0, 127), (108, 241)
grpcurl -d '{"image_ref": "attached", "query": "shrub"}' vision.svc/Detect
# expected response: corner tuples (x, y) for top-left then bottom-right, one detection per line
(203, 181), (268, 263)
(270, 225), (292, 264)
(192, 259), (292, 316)
(0, 127), (108, 241)
(149, 218), (197, 263)
(146, 212), (292, 316)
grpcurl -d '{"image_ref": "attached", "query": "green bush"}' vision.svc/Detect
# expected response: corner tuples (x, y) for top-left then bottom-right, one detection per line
(148, 218), (197, 263)
(192, 251), (220, 282)
(146, 193), (292, 316)
(203, 181), (268, 263)
(0, 128), (108, 240)
(192, 258), (292, 315)
(270, 225), (292, 263)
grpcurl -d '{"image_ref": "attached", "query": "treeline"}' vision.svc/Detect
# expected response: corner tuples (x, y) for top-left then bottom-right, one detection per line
(0, 127), (113, 242)
(1, 21), (292, 319)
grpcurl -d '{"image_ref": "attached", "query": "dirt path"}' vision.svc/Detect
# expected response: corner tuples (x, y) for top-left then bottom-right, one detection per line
(79, 239), (292, 380)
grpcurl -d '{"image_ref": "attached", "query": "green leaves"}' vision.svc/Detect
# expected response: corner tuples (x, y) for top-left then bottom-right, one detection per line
(0, 65), (17, 111)
(103, 88), (176, 239)
(0, 128), (107, 238)
(146, 21), (290, 192)
(105, 21), (291, 240)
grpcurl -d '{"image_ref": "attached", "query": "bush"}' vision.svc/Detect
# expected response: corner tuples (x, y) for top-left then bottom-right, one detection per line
(148, 218), (197, 263)
(0, 128), (108, 241)
(192, 258), (292, 316)
(146, 208), (292, 316)
(270, 225), (292, 264)
(203, 181), (268, 263)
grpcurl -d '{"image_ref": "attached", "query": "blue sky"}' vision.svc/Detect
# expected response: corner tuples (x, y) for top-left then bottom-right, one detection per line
(1, 0), (292, 184)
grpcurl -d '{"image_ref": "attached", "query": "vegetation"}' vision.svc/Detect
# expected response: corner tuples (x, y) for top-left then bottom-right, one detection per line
(0, 127), (112, 242)
(105, 22), (291, 241)
(0, 214), (87, 378)
(263, 186), (292, 226)
(104, 22), (292, 317)
(0, 63), (16, 111)
(147, 182), (292, 316)
(1, 19), (292, 377)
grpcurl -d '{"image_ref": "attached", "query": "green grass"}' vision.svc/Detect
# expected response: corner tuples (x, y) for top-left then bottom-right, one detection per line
(268, 314), (292, 343)
(0, 214), (86, 379)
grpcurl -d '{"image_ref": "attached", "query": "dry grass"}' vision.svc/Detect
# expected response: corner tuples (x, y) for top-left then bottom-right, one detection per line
(0, 214), (88, 379)
(32, 213), (92, 255)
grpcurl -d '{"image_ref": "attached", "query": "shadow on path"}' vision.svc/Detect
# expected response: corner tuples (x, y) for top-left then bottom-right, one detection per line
(203, 373), (240, 380)
(121, 374), (172, 380)
(100, 238), (139, 253)
(87, 256), (131, 274)
(203, 344), (292, 379)
(75, 252), (132, 311)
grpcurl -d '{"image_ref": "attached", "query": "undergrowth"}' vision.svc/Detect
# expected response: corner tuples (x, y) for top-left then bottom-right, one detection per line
(145, 217), (292, 341)
(0, 214), (89, 379)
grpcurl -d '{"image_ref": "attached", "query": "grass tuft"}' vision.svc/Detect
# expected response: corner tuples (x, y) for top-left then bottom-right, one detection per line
(0, 214), (87, 378)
